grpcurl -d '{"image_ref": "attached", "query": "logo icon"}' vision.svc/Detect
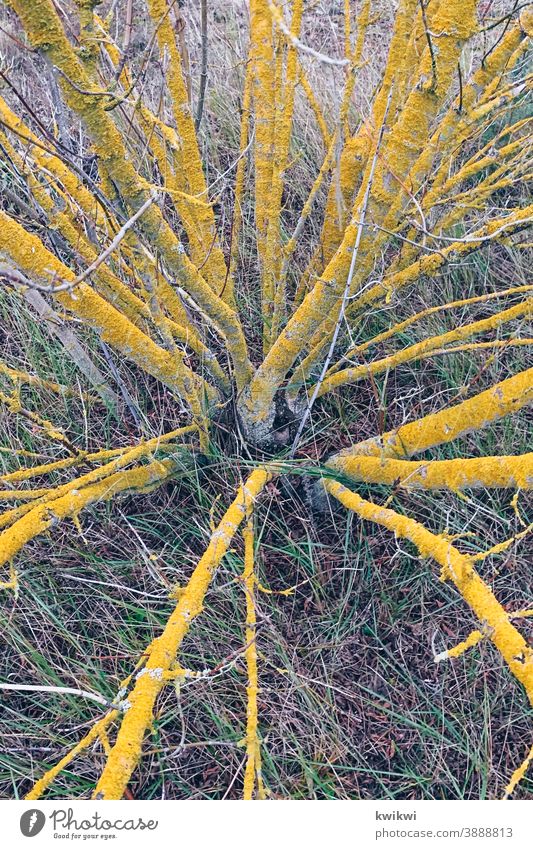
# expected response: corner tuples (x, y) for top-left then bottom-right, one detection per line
(20, 809), (46, 837)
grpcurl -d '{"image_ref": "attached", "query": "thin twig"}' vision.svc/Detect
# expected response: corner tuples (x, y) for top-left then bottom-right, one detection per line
(114, 0), (134, 81)
(419, 0), (437, 91)
(481, 0), (518, 67)
(411, 215), (533, 244)
(269, 1), (349, 67)
(195, 0), (208, 131)
(457, 62), (463, 113)
(0, 195), (156, 295)
(65, 193), (157, 288)
(0, 681), (122, 710)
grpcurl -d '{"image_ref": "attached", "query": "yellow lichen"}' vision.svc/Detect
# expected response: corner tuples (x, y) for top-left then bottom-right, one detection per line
(339, 367), (533, 459)
(434, 630), (484, 663)
(0, 426), (195, 566)
(503, 743), (533, 799)
(242, 514), (265, 800)
(326, 453), (533, 491)
(317, 298), (532, 396)
(0, 458), (180, 569)
(93, 468), (270, 799)
(8, 0), (252, 388)
(324, 479), (533, 705)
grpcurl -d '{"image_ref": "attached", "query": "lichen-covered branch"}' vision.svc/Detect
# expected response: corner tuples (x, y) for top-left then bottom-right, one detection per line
(242, 514), (265, 800)
(0, 457), (182, 573)
(297, 206), (533, 387)
(8, 0), (252, 388)
(333, 367), (533, 460)
(336, 284), (533, 364)
(324, 480), (533, 705)
(316, 298), (532, 396)
(93, 467), (270, 799)
(0, 426), (196, 536)
(0, 212), (213, 425)
(326, 453), (533, 491)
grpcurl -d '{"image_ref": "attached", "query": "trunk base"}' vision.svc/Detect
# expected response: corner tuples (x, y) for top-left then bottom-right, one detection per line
(236, 389), (306, 453)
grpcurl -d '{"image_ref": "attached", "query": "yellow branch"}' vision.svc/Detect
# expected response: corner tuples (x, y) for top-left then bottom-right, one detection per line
(504, 743), (533, 799)
(0, 457), (182, 569)
(228, 54), (254, 289)
(242, 514), (265, 800)
(297, 206), (533, 383)
(472, 524), (533, 563)
(242, 0), (481, 427)
(298, 70), (330, 147)
(336, 284), (533, 362)
(8, 0), (251, 388)
(144, 0), (230, 303)
(0, 489), (52, 502)
(0, 359), (76, 397)
(93, 468), (270, 799)
(0, 448), (123, 487)
(87, 28), (228, 307)
(26, 712), (119, 801)
(25, 657), (152, 801)
(250, 0), (276, 268)
(325, 453), (533, 491)
(339, 367), (533, 459)
(264, 0), (303, 351)
(377, 133), (530, 287)
(0, 390), (74, 453)
(433, 630), (485, 663)
(324, 480), (533, 704)
(317, 298), (532, 395)
(0, 95), (111, 235)
(3, 120), (159, 323)
(0, 121), (219, 374)
(290, 11), (532, 376)
(0, 426), (196, 536)
(425, 10), (533, 199)
(0, 212), (213, 426)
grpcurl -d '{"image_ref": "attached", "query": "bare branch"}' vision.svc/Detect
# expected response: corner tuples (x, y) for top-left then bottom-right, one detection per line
(194, 0), (208, 131)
